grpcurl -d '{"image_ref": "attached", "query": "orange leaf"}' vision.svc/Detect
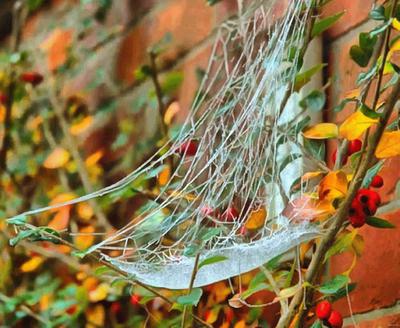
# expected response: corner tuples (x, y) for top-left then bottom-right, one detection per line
(234, 320), (246, 328)
(21, 256), (44, 272)
(158, 165), (171, 187)
(303, 123), (338, 139)
(75, 225), (95, 250)
(319, 171), (348, 201)
(85, 150), (104, 167)
(40, 29), (73, 71)
(43, 147), (70, 169)
(77, 203), (94, 222)
(375, 131), (400, 158)
(70, 116), (93, 135)
(339, 110), (378, 140)
(245, 207), (267, 230)
(48, 206), (70, 230)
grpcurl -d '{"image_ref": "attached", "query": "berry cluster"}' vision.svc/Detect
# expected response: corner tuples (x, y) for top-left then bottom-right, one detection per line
(316, 300), (343, 328)
(332, 139), (362, 165)
(349, 175), (383, 228)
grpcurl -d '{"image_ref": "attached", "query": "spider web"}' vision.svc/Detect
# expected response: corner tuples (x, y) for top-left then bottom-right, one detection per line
(14, 0), (322, 289)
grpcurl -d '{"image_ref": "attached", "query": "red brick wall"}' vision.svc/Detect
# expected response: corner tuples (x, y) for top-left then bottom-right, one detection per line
(324, 1), (400, 327)
(17, 1), (400, 326)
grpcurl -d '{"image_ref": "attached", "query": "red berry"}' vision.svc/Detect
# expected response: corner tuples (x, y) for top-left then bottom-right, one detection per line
(349, 199), (364, 217)
(176, 140), (198, 156)
(316, 300), (332, 320)
(370, 175), (384, 188)
(130, 294), (141, 306)
(110, 302), (121, 314)
(200, 205), (214, 217)
(348, 139), (362, 155)
(0, 92), (8, 105)
(66, 304), (77, 315)
(327, 310), (343, 328)
(20, 71), (44, 86)
(350, 213), (366, 228)
(221, 206), (239, 221)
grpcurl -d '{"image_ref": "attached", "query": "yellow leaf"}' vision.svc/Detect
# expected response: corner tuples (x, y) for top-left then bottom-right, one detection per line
(376, 131), (400, 158)
(277, 285), (301, 299)
(89, 283), (109, 302)
(43, 147), (70, 169)
(339, 110), (378, 140)
(245, 207), (267, 230)
(164, 101), (180, 125)
(40, 28), (73, 71)
(75, 225), (95, 250)
(158, 165), (171, 187)
(303, 123), (338, 139)
(85, 150), (104, 167)
(319, 171), (348, 201)
(234, 320), (246, 328)
(85, 304), (105, 328)
(77, 203), (94, 222)
(393, 18), (400, 31)
(70, 116), (93, 135)
(21, 256), (44, 273)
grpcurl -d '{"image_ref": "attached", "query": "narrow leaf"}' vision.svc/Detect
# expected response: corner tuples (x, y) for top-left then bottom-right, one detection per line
(366, 217), (396, 229)
(312, 12), (345, 37)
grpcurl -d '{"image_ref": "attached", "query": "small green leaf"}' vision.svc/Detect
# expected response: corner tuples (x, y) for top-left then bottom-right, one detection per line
(366, 217), (396, 229)
(362, 161), (384, 188)
(359, 103), (381, 119)
(94, 266), (113, 276)
(177, 288), (203, 306)
(300, 90), (326, 112)
(310, 320), (323, 328)
(200, 228), (222, 242)
(350, 45), (371, 67)
(330, 282), (357, 302)
(334, 98), (358, 113)
(294, 64), (326, 90)
(370, 5), (386, 21)
(198, 255), (228, 270)
(318, 275), (349, 295)
(325, 230), (357, 261)
(7, 215), (27, 226)
(311, 12), (345, 37)
(161, 71), (183, 95)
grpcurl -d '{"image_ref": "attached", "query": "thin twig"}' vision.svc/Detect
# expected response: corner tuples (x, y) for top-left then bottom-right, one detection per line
(181, 253), (200, 328)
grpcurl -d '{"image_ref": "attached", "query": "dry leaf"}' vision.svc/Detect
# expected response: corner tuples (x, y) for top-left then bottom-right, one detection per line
(70, 116), (93, 136)
(85, 150), (104, 167)
(245, 207), (267, 230)
(339, 110), (378, 140)
(75, 225), (95, 250)
(40, 29), (73, 71)
(303, 123), (338, 139)
(48, 206), (70, 230)
(376, 131), (400, 158)
(21, 256), (44, 272)
(318, 171), (348, 201)
(228, 293), (244, 309)
(43, 147), (70, 169)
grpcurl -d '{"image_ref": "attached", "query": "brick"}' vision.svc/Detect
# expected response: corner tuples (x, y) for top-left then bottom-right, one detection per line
(116, 0), (215, 83)
(345, 313), (400, 327)
(323, 0), (377, 40)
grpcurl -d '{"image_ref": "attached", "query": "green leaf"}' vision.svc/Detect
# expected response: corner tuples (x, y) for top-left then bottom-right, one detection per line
(370, 5), (386, 21)
(177, 288), (203, 306)
(241, 283), (270, 300)
(183, 244), (201, 257)
(161, 71), (183, 95)
(304, 139), (325, 161)
(312, 12), (345, 38)
(366, 217), (396, 229)
(310, 320), (323, 328)
(134, 65), (152, 81)
(325, 230), (357, 261)
(7, 215), (27, 226)
(198, 255), (228, 270)
(200, 228), (222, 242)
(362, 161), (384, 188)
(300, 90), (326, 112)
(359, 103), (381, 119)
(330, 282), (357, 302)
(318, 275), (349, 295)
(94, 266), (113, 276)
(334, 98), (358, 113)
(294, 64), (326, 90)
(350, 45), (371, 67)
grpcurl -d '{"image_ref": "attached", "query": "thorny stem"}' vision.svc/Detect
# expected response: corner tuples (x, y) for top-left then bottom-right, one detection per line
(181, 253), (201, 328)
(277, 2), (400, 326)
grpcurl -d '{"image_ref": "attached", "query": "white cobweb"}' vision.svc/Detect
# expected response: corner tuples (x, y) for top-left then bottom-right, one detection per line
(14, 0), (322, 289)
